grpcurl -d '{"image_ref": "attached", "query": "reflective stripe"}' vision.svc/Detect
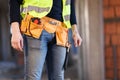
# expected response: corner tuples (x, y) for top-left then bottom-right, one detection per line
(20, 6), (50, 13)
(64, 15), (70, 21)
(65, 0), (71, 5)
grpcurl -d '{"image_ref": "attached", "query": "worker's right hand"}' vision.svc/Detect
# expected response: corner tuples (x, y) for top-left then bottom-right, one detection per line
(11, 22), (23, 52)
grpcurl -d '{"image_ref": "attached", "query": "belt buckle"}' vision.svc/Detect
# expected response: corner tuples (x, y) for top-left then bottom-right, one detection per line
(49, 21), (58, 25)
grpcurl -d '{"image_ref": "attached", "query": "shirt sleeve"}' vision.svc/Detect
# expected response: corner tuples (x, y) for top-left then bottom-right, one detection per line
(70, 0), (77, 25)
(9, 0), (22, 24)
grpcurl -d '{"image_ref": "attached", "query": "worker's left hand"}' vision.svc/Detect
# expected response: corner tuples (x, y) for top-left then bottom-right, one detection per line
(72, 31), (82, 47)
(72, 25), (82, 47)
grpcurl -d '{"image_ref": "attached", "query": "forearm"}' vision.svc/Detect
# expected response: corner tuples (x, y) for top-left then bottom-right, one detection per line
(70, 0), (77, 25)
(9, 0), (21, 24)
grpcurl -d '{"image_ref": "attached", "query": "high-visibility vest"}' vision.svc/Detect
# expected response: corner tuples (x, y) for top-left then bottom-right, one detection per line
(20, 0), (71, 28)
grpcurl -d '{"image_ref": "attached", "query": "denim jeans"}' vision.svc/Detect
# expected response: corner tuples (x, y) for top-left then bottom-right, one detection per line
(23, 30), (66, 80)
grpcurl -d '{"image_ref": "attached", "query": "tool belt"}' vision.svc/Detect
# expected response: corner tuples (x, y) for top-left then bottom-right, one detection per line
(20, 14), (70, 47)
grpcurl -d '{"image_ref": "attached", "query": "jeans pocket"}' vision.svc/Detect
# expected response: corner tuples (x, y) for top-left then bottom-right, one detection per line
(27, 36), (41, 49)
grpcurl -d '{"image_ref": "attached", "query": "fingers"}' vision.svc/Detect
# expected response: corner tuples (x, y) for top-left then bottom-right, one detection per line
(11, 40), (22, 52)
(21, 38), (24, 49)
(74, 37), (78, 47)
(77, 37), (82, 46)
(18, 39), (23, 51)
(74, 39), (82, 47)
(11, 37), (23, 52)
(73, 34), (82, 47)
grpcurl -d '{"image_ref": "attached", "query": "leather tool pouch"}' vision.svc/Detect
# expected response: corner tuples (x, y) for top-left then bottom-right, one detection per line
(43, 21), (57, 33)
(56, 25), (68, 47)
(20, 14), (69, 47)
(20, 15), (43, 39)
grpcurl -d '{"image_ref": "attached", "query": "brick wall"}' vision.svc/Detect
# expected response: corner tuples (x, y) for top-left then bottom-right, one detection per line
(103, 0), (120, 79)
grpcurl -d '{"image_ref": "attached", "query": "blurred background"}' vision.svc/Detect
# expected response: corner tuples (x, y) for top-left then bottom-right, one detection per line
(0, 0), (119, 80)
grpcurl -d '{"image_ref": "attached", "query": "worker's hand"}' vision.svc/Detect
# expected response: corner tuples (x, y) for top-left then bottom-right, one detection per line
(72, 25), (82, 47)
(11, 22), (23, 52)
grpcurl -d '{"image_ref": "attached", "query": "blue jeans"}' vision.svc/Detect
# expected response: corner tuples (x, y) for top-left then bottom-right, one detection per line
(23, 30), (66, 80)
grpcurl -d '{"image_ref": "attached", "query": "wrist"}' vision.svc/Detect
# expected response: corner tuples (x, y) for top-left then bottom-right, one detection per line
(11, 22), (21, 34)
(72, 24), (79, 34)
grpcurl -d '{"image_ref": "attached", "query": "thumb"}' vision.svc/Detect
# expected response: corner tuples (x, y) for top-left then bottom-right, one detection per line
(20, 38), (23, 49)
(19, 38), (23, 51)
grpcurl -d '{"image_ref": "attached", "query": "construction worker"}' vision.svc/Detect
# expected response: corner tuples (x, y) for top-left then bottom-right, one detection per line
(9, 0), (82, 80)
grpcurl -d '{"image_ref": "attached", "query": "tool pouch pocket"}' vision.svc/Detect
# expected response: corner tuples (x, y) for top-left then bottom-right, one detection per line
(20, 15), (43, 39)
(43, 21), (57, 33)
(20, 19), (28, 33)
(29, 21), (43, 38)
(56, 26), (68, 47)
